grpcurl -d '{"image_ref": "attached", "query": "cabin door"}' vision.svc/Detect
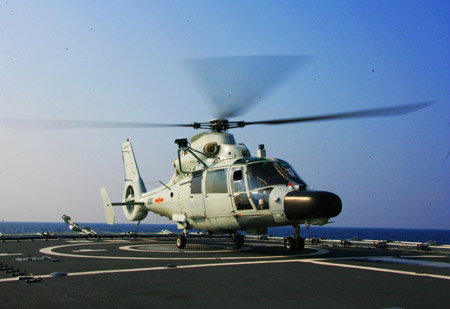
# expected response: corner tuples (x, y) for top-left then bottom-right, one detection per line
(203, 168), (235, 228)
(187, 172), (205, 218)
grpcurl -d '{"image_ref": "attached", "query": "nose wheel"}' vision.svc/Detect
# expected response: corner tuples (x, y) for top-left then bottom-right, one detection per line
(296, 236), (305, 251)
(284, 225), (305, 252)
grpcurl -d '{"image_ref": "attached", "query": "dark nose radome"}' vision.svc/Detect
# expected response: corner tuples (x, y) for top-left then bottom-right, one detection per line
(284, 191), (342, 220)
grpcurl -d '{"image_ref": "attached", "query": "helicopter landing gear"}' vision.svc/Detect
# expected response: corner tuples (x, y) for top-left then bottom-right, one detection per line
(177, 228), (188, 249)
(232, 234), (244, 248)
(296, 237), (305, 251)
(284, 237), (296, 252)
(284, 225), (305, 252)
(294, 225), (305, 251)
(176, 234), (186, 249)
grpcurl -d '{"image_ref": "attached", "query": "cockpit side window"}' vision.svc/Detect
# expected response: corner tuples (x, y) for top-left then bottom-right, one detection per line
(205, 168), (228, 193)
(231, 166), (253, 210)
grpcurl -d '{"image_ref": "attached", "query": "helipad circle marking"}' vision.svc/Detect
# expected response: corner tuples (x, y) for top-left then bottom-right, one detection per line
(119, 243), (252, 253)
(39, 241), (329, 260)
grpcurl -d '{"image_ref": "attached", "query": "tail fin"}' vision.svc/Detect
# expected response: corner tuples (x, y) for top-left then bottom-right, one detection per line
(121, 140), (148, 221)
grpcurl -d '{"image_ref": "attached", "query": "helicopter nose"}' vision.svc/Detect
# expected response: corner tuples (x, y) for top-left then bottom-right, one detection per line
(284, 191), (342, 220)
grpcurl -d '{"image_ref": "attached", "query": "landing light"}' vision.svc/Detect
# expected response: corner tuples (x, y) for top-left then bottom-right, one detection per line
(296, 196), (312, 202)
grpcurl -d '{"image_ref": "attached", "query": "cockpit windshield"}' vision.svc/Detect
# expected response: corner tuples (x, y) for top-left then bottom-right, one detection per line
(246, 162), (287, 190)
(246, 160), (306, 191)
(275, 159), (306, 186)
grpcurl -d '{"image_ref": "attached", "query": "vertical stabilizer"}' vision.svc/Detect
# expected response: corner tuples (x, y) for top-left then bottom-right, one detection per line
(122, 140), (147, 198)
(123, 142), (142, 183)
(121, 140), (148, 221)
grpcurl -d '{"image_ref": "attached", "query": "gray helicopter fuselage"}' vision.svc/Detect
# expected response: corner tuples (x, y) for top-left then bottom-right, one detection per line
(141, 159), (291, 233)
(123, 132), (341, 234)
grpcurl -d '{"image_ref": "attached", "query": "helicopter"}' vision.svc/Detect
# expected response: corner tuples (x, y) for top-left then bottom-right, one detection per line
(99, 97), (431, 252)
(95, 55), (433, 251)
(2, 55), (434, 251)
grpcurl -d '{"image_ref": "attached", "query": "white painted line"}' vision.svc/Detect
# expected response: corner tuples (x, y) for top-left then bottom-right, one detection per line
(345, 256), (450, 269)
(102, 240), (132, 242)
(0, 253), (22, 256)
(219, 247), (329, 260)
(316, 255), (450, 269)
(39, 242), (329, 261)
(35, 241), (450, 282)
(0, 258), (329, 283)
(64, 259), (303, 277)
(2, 254), (450, 284)
(0, 278), (21, 283)
(72, 249), (107, 253)
(297, 259), (450, 281)
(66, 240), (94, 243)
(119, 244), (253, 254)
(401, 255), (449, 258)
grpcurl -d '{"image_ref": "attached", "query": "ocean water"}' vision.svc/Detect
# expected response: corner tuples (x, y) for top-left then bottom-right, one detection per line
(1, 222), (449, 244)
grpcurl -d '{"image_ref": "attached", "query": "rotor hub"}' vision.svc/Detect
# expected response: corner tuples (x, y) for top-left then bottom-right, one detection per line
(210, 118), (229, 132)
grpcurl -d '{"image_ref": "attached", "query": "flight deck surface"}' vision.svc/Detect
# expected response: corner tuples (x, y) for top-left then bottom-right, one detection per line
(1, 237), (449, 308)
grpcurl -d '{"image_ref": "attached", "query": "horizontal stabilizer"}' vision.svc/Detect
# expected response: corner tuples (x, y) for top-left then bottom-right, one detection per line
(100, 187), (116, 225)
(111, 202), (145, 206)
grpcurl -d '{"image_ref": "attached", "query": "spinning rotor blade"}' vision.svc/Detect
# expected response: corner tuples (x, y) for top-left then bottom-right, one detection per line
(242, 101), (434, 127)
(1, 102), (434, 132)
(183, 55), (311, 118)
(0, 119), (193, 130)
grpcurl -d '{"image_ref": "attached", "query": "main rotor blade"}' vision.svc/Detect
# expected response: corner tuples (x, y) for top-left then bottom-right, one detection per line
(243, 101), (435, 126)
(1, 102), (434, 131)
(0, 119), (193, 130)
(183, 55), (311, 118)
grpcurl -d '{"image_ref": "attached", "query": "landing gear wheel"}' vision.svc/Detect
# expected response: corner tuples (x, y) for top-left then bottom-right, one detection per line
(176, 235), (186, 249)
(233, 234), (244, 248)
(284, 237), (296, 252)
(296, 237), (305, 251)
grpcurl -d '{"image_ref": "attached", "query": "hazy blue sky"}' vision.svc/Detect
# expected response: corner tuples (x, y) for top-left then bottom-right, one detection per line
(1, 1), (449, 229)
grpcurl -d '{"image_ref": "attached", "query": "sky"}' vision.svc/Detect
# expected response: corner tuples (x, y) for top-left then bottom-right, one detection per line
(0, 1), (449, 229)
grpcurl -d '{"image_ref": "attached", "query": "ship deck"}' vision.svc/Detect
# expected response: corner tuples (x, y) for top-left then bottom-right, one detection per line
(1, 236), (449, 308)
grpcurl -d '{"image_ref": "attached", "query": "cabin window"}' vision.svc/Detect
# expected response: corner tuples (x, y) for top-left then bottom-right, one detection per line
(205, 168), (228, 193)
(231, 169), (245, 192)
(191, 172), (203, 194)
(233, 170), (243, 181)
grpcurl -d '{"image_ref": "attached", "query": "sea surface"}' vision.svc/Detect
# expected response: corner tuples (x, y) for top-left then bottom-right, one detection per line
(1, 222), (449, 244)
